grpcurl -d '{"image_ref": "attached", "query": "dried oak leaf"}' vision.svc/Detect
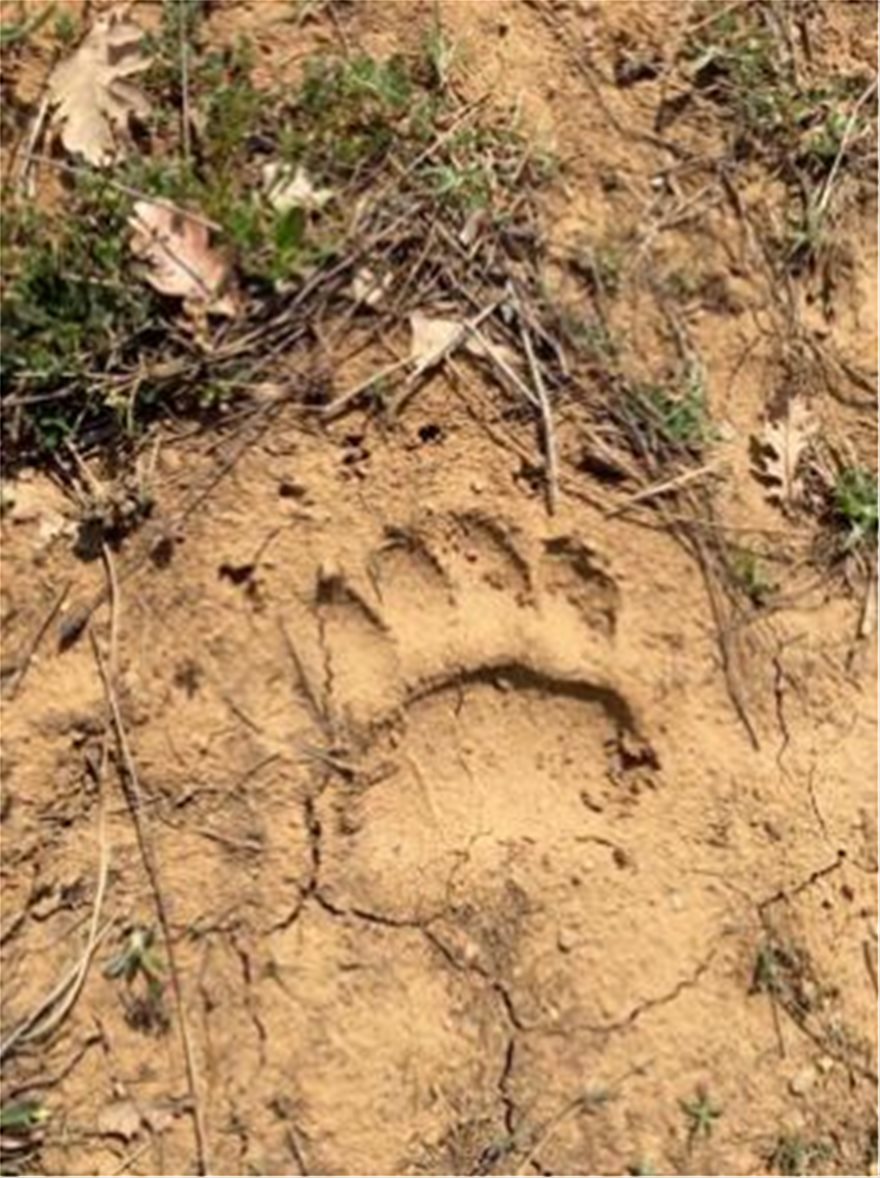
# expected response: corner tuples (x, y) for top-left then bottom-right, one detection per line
(129, 201), (239, 318)
(753, 397), (818, 505)
(47, 14), (151, 166)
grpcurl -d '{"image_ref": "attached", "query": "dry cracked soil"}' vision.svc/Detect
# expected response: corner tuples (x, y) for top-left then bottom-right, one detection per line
(1, 1), (877, 1175)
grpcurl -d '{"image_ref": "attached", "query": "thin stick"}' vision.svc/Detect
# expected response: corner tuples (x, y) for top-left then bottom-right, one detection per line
(2, 581), (71, 701)
(470, 325), (540, 409)
(0, 768), (111, 1061)
(90, 562), (209, 1174)
(320, 356), (411, 419)
(814, 78), (877, 227)
(0, 923), (114, 1061)
(863, 941), (878, 997)
(605, 459), (727, 517)
(279, 618), (329, 730)
(517, 312), (559, 515)
(178, 0), (192, 161)
(17, 93), (50, 197)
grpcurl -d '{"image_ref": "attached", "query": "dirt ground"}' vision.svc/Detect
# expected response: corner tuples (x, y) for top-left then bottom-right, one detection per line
(1, 1), (877, 1175)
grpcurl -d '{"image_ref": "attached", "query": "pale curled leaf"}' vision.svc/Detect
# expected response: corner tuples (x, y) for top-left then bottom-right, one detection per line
(129, 201), (238, 318)
(409, 312), (519, 374)
(262, 163), (334, 213)
(754, 397), (818, 504)
(409, 312), (462, 370)
(47, 14), (151, 166)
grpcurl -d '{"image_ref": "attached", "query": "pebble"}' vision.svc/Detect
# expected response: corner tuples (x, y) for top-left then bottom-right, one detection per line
(789, 1065), (818, 1096)
(557, 927), (579, 953)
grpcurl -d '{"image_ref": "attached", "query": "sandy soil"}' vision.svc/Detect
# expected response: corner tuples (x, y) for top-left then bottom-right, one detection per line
(1, 1), (877, 1175)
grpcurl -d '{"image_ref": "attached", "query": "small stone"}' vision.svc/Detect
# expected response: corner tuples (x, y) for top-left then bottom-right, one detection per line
(471, 478), (485, 495)
(557, 927), (579, 953)
(789, 1066), (817, 1096)
(816, 1056), (834, 1074)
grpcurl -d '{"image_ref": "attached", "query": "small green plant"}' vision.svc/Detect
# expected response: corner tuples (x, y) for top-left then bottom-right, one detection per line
(52, 8), (79, 47)
(1, 183), (159, 454)
(769, 1132), (832, 1176)
(558, 315), (618, 364)
(832, 467), (877, 551)
(680, 1087), (722, 1148)
(662, 269), (701, 302)
(575, 241), (623, 300)
(0, 1099), (48, 1172)
(630, 365), (714, 453)
(104, 925), (169, 1033)
(0, 1101), (48, 1132)
(730, 547), (774, 605)
(424, 160), (492, 209)
(0, 1), (54, 48)
(684, 5), (871, 275)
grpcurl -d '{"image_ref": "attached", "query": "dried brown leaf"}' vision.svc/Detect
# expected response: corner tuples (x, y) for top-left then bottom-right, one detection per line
(47, 14), (151, 166)
(129, 201), (238, 318)
(754, 397), (818, 505)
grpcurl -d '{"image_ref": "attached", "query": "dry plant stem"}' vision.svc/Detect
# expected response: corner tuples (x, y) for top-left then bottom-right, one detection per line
(469, 325), (540, 408)
(179, 0), (192, 162)
(2, 580), (71, 700)
(516, 308), (559, 515)
(0, 754), (111, 1062)
(813, 78), (877, 226)
(606, 459), (727, 517)
(17, 94), (50, 197)
(690, 527), (760, 751)
(321, 356), (412, 418)
(90, 558), (210, 1175)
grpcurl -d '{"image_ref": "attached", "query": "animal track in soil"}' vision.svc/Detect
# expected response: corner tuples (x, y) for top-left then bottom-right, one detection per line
(296, 513), (668, 997)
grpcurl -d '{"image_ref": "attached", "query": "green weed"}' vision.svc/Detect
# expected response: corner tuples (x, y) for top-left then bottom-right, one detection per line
(680, 1087), (722, 1148)
(573, 239), (623, 300)
(630, 368), (714, 453)
(105, 925), (170, 1034)
(832, 467), (877, 551)
(769, 1133), (832, 1176)
(0, 1099), (48, 1173)
(684, 4), (872, 272)
(729, 547), (774, 605)
(52, 8), (79, 47)
(0, 1), (54, 49)
(562, 316), (618, 364)
(0, 1101), (48, 1132)
(1, 185), (158, 454)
